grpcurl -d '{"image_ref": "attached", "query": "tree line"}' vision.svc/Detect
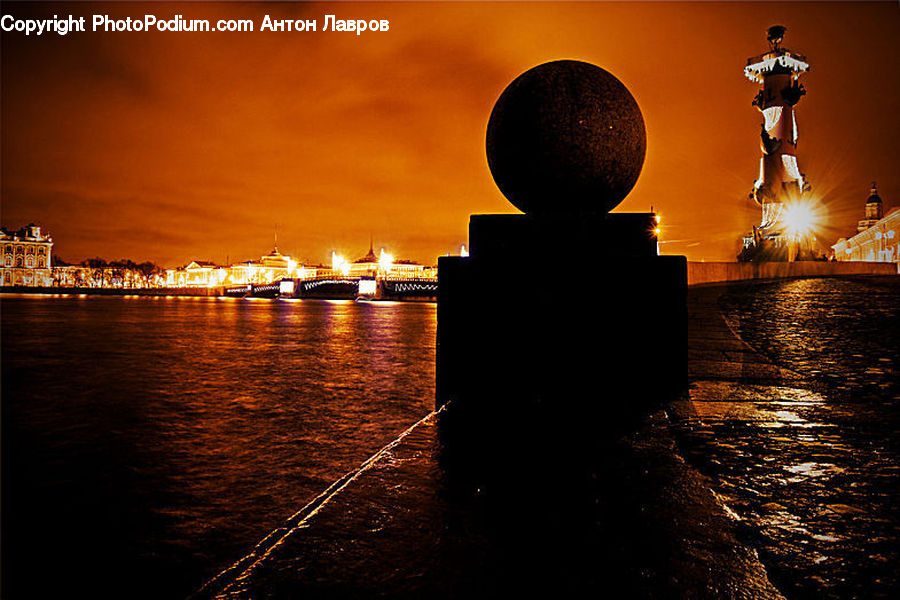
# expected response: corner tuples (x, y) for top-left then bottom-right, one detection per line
(51, 256), (166, 288)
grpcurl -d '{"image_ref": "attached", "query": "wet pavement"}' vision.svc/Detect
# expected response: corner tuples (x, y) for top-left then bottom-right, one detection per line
(193, 405), (783, 600)
(193, 277), (898, 600)
(673, 279), (899, 600)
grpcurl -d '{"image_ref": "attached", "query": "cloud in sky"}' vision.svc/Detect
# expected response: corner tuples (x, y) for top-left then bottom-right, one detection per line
(2, 1), (898, 266)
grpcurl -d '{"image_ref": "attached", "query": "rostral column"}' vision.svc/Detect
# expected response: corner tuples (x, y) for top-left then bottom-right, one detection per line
(744, 25), (811, 250)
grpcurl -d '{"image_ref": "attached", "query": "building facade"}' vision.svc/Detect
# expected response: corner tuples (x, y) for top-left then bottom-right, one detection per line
(165, 247), (319, 288)
(832, 184), (898, 268)
(329, 241), (435, 279)
(1, 223), (54, 287)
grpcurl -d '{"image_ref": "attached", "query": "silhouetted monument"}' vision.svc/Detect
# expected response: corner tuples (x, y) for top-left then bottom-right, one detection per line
(486, 60), (646, 215)
(738, 26), (815, 262)
(437, 60), (687, 488)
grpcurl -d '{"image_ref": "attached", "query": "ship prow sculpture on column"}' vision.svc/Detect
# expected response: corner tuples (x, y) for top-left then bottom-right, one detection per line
(436, 60), (687, 492)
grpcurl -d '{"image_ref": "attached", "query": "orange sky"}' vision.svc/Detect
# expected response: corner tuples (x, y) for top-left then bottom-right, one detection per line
(2, 1), (898, 266)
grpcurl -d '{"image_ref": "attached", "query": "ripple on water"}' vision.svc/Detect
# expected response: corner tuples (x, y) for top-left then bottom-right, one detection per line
(1, 296), (438, 600)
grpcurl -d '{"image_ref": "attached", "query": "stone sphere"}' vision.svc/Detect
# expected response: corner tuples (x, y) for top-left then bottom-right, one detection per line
(486, 60), (646, 215)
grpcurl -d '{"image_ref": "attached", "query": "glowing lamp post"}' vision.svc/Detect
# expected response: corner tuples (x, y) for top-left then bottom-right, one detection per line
(378, 249), (394, 276)
(331, 252), (351, 277)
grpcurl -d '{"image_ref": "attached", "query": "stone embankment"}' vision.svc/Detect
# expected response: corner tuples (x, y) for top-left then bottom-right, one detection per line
(0, 285), (218, 296)
(687, 260), (896, 286)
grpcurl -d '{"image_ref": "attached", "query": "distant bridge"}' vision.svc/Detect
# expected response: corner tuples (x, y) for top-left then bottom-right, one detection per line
(225, 276), (438, 301)
(297, 277), (360, 299)
(222, 282), (280, 298)
(380, 278), (439, 299)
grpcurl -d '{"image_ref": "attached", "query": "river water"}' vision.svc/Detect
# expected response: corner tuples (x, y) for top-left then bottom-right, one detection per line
(2, 279), (898, 600)
(1, 295), (435, 599)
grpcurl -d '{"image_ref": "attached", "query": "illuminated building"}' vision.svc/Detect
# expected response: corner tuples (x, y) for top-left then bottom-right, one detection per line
(0, 223), (54, 287)
(166, 260), (221, 287)
(165, 245), (317, 288)
(349, 240), (380, 276)
(166, 238), (435, 290)
(53, 264), (164, 288)
(739, 26), (818, 262)
(387, 260), (436, 279)
(329, 240), (435, 279)
(856, 182), (885, 233)
(832, 183), (898, 267)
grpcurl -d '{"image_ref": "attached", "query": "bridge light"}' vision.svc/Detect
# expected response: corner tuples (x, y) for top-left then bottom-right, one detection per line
(279, 280), (295, 296)
(460, 245), (469, 257)
(358, 278), (377, 296)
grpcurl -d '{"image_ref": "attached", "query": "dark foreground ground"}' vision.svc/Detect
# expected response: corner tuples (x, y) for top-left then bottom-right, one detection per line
(193, 277), (897, 600)
(193, 282), (837, 600)
(192, 406), (783, 600)
(675, 279), (898, 600)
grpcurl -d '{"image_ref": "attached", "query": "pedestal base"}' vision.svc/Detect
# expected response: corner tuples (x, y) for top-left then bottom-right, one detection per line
(439, 214), (685, 403)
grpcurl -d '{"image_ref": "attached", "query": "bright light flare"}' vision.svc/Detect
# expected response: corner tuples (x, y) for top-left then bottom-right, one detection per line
(279, 280), (295, 296)
(358, 278), (377, 295)
(781, 200), (821, 239)
(378, 249), (394, 272)
(332, 252), (351, 276)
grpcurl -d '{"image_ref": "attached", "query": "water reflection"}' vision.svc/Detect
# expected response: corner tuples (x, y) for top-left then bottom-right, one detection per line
(674, 278), (900, 600)
(721, 278), (900, 400)
(1, 295), (436, 600)
(674, 380), (897, 599)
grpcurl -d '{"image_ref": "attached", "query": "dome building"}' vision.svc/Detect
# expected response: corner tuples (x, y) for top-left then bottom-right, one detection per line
(858, 183), (884, 232)
(832, 183), (898, 267)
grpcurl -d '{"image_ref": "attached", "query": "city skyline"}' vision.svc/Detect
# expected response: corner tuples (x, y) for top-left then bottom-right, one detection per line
(2, 1), (899, 266)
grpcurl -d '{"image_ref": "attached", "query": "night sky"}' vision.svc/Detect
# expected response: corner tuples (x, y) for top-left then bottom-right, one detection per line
(2, 1), (898, 267)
